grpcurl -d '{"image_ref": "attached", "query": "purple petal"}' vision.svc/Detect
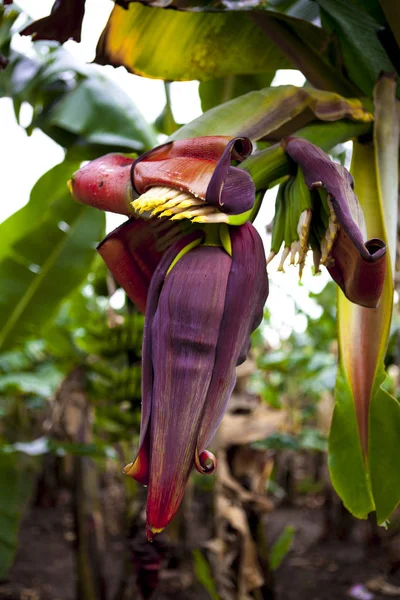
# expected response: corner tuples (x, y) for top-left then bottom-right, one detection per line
(206, 138), (254, 214)
(218, 167), (255, 215)
(97, 217), (166, 314)
(197, 223), (269, 452)
(123, 229), (204, 486)
(146, 244), (232, 534)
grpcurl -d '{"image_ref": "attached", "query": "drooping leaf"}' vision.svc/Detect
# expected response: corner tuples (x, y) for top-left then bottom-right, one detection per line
(43, 74), (156, 155)
(0, 188), (105, 351)
(96, 2), (357, 95)
(171, 85), (372, 143)
(154, 83), (181, 135)
(0, 45), (156, 156)
(95, 3), (292, 81)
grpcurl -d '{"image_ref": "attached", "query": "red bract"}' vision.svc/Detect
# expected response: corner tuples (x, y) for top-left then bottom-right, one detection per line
(132, 136), (255, 215)
(69, 153), (134, 216)
(97, 218), (183, 314)
(123, 224), (268, 538)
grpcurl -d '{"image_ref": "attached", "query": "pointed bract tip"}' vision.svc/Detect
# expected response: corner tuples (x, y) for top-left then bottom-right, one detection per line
(122, 450), (149, 485)
(123, 461), (134, 475)
(147, 525), (165, 542)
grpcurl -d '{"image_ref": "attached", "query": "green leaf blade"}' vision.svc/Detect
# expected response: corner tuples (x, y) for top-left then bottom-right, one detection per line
(269, 525), (295, 571)
(0, 194), (105, 351)
(369, 367), (400, 524)
(0, 160), (81, 262)
(317, 0), (398, 96)
(95, 4), (291, 81)
(328, 364), (374, 519)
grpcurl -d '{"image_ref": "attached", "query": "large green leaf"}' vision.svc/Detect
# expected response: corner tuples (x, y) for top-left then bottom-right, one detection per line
(96, 2), (359, 95)
(317, 0), (398, 97)
(0, 160), (80, 262)
(0, 185), (105, 350)
(95, 3), (291, 80)
(0, 45), (156, 155)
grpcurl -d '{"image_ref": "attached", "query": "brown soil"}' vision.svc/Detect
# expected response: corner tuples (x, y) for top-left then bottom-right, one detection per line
(2, 503), (400, 600)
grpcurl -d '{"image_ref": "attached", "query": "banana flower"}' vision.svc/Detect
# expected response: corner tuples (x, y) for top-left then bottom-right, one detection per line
(69, 136), (268, 537)
(269, 137), (386, 308)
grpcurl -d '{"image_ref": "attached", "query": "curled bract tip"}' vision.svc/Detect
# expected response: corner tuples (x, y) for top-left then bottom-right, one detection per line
(194, 449), (217, 475)
(278, 136), (387, 308)
(131, 136), (255, 219)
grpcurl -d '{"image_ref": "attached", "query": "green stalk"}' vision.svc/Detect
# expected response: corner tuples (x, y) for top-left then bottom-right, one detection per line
(240, 119), (373, 190)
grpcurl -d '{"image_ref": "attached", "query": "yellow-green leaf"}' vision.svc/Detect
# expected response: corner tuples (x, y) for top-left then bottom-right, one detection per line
(95, 3), (291, 81)
(171, 85), (372, 142)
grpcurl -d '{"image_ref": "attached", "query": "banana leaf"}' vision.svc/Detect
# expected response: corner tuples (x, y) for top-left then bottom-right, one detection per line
(0, 162), (105, 351)
(329, 75), (400, 523)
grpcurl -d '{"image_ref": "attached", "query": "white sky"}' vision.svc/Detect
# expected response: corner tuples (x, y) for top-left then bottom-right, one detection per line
(1, 0), (329, 336)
